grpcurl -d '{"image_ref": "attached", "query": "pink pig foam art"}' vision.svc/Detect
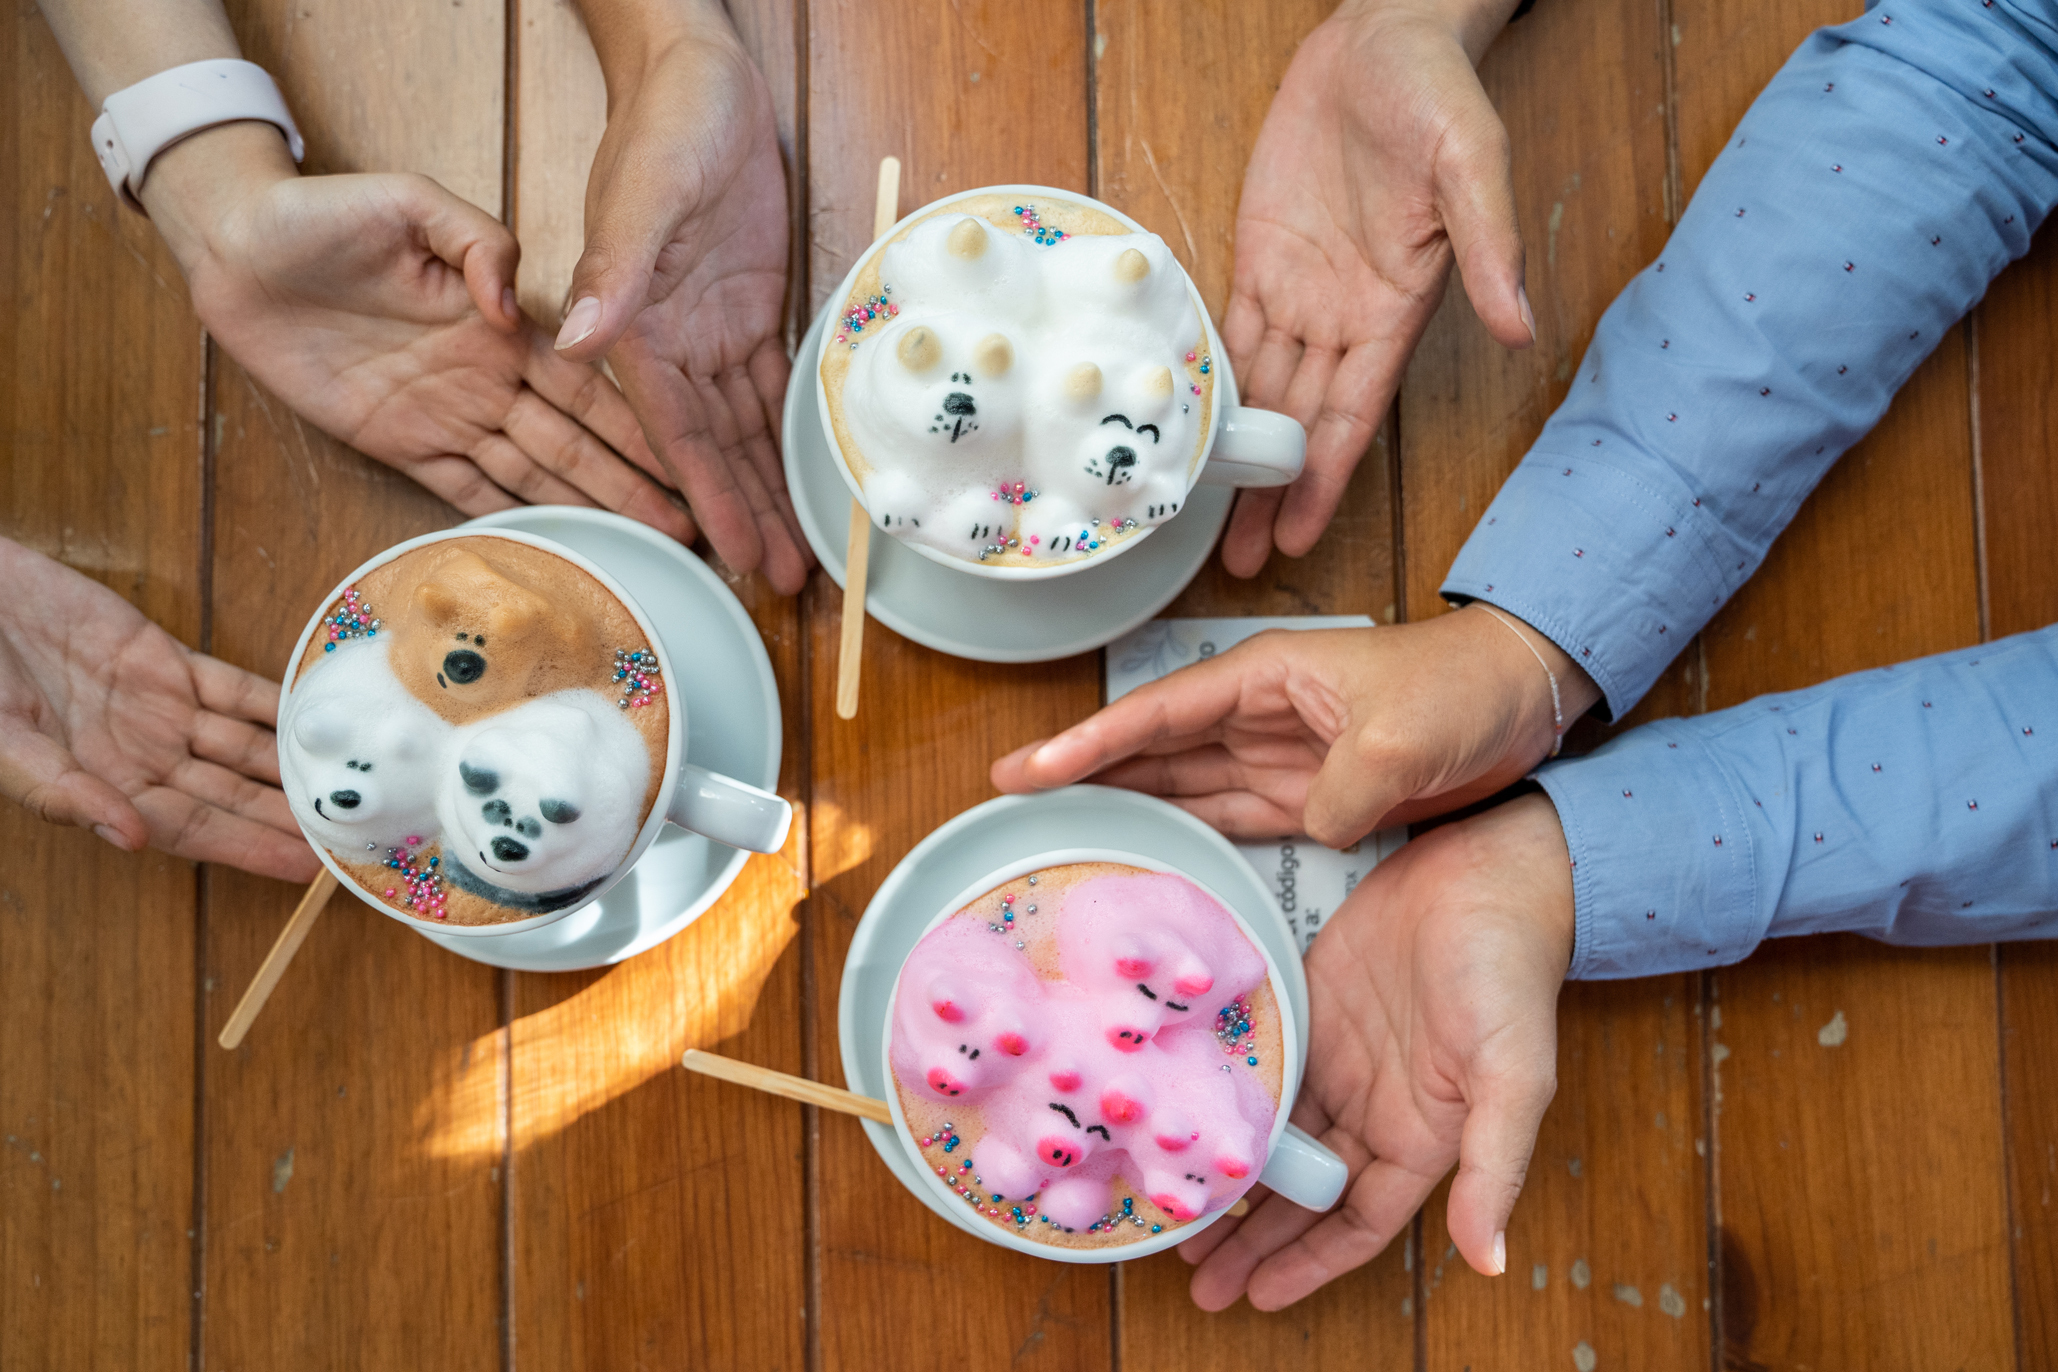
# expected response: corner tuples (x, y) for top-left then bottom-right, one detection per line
(887, 861), (1285, 1250)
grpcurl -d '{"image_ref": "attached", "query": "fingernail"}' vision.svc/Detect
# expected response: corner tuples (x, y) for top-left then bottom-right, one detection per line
(1517, 287), (1537, 345)
(94, 823), (136, 852)
(555, 296), (601, 350)
(1492, 1230), (1507, 1275)
(501, 286), (518, 322)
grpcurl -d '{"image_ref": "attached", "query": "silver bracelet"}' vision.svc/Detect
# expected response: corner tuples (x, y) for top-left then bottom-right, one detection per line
(1476, 605), (1565, 759)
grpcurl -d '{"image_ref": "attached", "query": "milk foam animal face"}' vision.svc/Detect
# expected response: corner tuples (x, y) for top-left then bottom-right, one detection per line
(435, 691), (651, 895)
(834, 208), (1212, 566)
(890, 918), (1046, 1101)
(283, 642), (449, 853)
(1057, 873), (1266, 1053)
(387, 547), (599, 723)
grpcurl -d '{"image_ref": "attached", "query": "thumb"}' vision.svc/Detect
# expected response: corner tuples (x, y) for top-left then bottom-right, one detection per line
(0, 724), (148, 852)
(554, 162), (677, 361)
(1445, 1053), (1556, 1277)
(1303, 725), (1423, 847)
(1435, 94), (1531, 351)
(394, 173), (523, 332)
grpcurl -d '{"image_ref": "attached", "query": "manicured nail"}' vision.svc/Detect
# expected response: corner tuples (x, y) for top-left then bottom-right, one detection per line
(1517, 287), (1537, 345)
(501, 286), (518, 322)
(555, 296), (601, 350)
(1492, 1230), (1507, 1275)
(94, 823), (136, 851)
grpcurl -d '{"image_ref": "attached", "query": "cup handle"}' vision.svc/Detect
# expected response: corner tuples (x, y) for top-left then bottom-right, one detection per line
(666, 763), (793, 854)
(1256, 1122), (1348, 1213)
(1196, 406), (1306, 489)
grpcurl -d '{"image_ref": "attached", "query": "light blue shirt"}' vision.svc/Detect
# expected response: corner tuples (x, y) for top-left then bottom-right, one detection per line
(1440, 0), (2058, 977)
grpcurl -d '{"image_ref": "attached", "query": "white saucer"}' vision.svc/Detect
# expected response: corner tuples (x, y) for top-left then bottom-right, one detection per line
(836, 785), (1305, 1243)
(406, 507), (783, 972)
(780, 305), (1234, 664)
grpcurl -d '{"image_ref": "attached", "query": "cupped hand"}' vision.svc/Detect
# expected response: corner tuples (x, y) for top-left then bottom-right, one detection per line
(991, 609), (1599, 844)
(1178, 791), (1573, 1309)
(1221, 0), (1530, 575)
(555, 30), (809, 593)
(151, 125), (693, 540)
(0, 538), (317, 882)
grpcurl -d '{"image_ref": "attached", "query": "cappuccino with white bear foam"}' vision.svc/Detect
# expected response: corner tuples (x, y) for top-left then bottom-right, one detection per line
(281, 536), (668, 927)
(821, 192), (1216, 570)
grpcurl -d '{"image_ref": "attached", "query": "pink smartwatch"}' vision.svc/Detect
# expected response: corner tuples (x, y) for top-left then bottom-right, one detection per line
(90, 58), (306, 212)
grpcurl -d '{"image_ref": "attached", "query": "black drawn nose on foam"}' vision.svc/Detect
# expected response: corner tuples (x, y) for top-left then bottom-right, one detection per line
(942, 392), (977, 416)
(491, 836), (529, 863)
(328, 789), (361, 809)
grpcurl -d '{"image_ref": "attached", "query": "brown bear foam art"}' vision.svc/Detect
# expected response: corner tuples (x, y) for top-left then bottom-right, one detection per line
(888, 862), (1284, 1250)
(290, 536), (670, 927)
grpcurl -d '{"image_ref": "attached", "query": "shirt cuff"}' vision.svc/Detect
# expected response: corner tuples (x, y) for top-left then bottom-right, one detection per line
(1442, 451), (1744, 721)
(1535, 720), (1774, 980)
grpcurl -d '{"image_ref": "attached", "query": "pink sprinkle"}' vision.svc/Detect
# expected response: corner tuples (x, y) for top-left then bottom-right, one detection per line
(1191, 384), (1202, 394)
(405, 835), (421, 847)
(888, 304), (899, 315)
(1185, 351), (1197, 362)
(1030, 535), (1040, 544)
(385, 888), (396, 897)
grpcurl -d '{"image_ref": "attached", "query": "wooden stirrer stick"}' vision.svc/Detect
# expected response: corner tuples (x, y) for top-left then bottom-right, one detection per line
(218, 869), (338, 1049)
(835, 154), (902, 721)
(682, 1048), (893, 1124)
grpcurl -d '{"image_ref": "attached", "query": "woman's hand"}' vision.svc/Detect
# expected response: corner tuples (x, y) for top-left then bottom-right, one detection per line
(992, 608), (1598, 843)
(555, 10), (809, 593)
(0, 539), (317, 881)
(1178, 792), (1574, 1308)
(1221, 0), (1529, 575)
(146, 124), (693, 540)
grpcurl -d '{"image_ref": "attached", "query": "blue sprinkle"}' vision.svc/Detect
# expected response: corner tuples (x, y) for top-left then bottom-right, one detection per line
(1152, 1224), (1163, 1233)
(1247, 1056), (1258, 1066)
(324, 643), (335, 652)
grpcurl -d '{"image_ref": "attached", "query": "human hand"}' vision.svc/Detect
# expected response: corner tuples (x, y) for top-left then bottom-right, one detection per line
(0, 538), (318, 882)
(145, 124), (693, 540)
(1179, 791), (1573, 1308)
(991, 607), (1599, 842)
(1220, 0), (1530, 575)
(555, 8), (808, 592)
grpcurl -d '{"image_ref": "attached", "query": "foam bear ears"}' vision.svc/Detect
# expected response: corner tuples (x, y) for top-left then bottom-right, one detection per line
(895, 326), (1012, 378)
(408, 550), (557, 644)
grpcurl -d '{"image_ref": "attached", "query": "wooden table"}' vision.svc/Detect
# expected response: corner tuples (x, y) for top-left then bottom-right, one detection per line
(6, 0), (2056, 1365)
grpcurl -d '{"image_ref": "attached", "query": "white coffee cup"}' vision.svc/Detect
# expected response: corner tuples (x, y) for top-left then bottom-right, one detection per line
(879, 847), (1347, 1263)
(816, 184), (1307, 582)
(279, 527), (791, 939)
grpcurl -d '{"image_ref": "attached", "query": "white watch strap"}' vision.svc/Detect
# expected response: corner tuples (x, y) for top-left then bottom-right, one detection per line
(90, 59), (305, 212)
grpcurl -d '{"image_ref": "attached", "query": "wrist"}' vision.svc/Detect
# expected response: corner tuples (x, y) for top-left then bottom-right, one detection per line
(1332, 0), (1522, 63)
(582, 0), (743, 103)
(1463, 601), (1602, 762)
(135, 119), (298, 274)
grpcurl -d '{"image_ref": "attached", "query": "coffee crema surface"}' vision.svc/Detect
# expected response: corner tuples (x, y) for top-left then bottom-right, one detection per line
(281, 536), (668, 926)
(888, 862), (1283, 1249)
(821, 192), (1217, 570)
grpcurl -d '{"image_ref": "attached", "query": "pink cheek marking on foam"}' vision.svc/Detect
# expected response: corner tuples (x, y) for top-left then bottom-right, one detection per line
(1215, 1155), (1251, 1180)
(1150, 1193), (1198, 1222)
(995, 1031), (1028, 1056)
(932, 999), (965, 1023)
(1173, 973), (1214, 998)
(1048, 1069), (1082, 1092)
(1114, 957), (1152, 979)
(1153, 1133), (1191, 1153)
(1100, 1090), (1146, 1125)
(925, 1067), (965, 1097)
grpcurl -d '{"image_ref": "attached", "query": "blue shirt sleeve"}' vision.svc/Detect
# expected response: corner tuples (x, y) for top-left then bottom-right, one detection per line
(1441, 0), (2058, 721)
(1538, 628), (2058, 979)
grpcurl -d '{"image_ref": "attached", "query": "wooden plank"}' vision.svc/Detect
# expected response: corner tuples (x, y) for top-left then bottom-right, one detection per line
(1090, 1), (1413, 1361)
(1392, 0), (1709, 1366)
(0, 5), (203, 1369)
(1972, 226), (2058, 1367)
(1671, 0), (2013, 1364)
(503, 4), (809, 1365)
(196, 1), (508, 1367)
(805, 4), (1113, 1367)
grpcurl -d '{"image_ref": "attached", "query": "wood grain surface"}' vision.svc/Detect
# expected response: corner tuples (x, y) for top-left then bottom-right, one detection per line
(3, 0), (2054, 1367)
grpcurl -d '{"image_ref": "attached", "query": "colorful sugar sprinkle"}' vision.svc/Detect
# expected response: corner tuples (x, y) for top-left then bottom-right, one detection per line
(835, 286), (897, 348)
(380, 841), (448, 920)
(613, 647), (662, 710)
(321, 587), (381, 652)
(1013, 204), (1068, 245)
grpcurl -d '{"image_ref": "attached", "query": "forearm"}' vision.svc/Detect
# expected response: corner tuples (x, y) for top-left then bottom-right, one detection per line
(1539, 625), (2058, 979)
(1443, 0), (2058, 720)
(1332, 0), (1524, 63)
(575, 0), (743, 102)
(38, 0), (241, 105)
